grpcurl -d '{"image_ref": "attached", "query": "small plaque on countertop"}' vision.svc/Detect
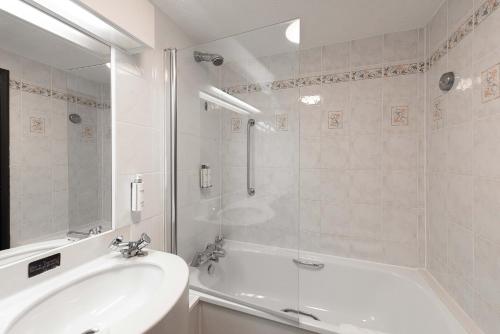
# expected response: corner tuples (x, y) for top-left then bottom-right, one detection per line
(28, 253), (61, 278)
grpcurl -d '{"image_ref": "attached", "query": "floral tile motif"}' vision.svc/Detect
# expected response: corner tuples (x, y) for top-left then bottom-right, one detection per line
(327, 111), (343, 129)
(322, 72), (350, 85)
(226, 85), (247, 95)
(9, 79), (21, 90)
(352, 68), (383, 81)
(22, 82), (51, 97)
(475, 0), (500, 26)
(429, 41), (448, 66)
(29, 116), (45, 135)
(247, 83), (262, 93)
(448, 15), (474, 49)
(296, 75), (322, 87)
(385, 62), (424, 77)
(271, 79), (296, 90)
(82, 126), (95, 139)
(391, 106), (409, 126)
(10, 77), (109, 109)
(231, 118), (242, 133)
(481, 64), (500, 103)
(276, 113), (288, 131)
(432, 96), (445, 130)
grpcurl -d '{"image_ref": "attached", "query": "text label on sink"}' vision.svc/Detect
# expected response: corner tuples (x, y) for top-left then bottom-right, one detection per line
(28, 253), (61, 278)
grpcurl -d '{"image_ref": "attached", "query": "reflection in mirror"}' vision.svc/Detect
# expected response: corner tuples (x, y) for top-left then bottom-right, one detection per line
(0, 6), (111, 266)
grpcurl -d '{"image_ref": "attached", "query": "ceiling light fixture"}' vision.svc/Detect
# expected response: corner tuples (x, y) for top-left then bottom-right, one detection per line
(0, 0), (109, 55)
(286, 19), (300, 44)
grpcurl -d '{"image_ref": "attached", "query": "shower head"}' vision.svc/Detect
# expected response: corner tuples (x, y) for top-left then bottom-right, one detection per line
(193, 51), (224, 66)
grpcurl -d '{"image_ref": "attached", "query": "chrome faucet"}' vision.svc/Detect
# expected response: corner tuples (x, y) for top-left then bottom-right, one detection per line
(67, 225), (102, 240)
(109, 233), (151, 258)
(190, 234), (226, 267)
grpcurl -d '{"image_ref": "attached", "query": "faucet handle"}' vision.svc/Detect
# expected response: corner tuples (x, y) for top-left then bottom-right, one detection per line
(137, 233), (151, 250)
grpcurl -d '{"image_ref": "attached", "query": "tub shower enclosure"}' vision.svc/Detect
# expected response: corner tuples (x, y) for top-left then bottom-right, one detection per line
(170, 1), (500, 331)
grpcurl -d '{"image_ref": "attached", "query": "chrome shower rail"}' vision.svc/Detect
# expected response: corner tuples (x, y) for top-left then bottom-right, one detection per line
(247, 119), (255, 196)
(167, 48), (178, 254)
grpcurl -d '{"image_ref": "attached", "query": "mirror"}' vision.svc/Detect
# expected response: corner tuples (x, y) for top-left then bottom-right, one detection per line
(0, 7), (112, 266)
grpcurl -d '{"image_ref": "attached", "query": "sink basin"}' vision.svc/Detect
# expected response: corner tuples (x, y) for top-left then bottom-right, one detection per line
(0, 251), (189, 334)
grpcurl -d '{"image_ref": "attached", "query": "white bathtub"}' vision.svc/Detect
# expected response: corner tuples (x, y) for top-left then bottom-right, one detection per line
(190, 240), (473, 334)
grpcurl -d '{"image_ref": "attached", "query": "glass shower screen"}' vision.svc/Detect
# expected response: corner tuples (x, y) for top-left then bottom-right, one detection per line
(174, 20), (301, 320)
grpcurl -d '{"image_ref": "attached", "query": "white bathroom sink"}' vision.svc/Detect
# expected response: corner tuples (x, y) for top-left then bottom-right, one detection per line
(0, 250), (189, 334)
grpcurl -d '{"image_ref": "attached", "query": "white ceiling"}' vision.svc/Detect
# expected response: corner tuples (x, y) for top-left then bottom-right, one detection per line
(153, 0), (443, 49)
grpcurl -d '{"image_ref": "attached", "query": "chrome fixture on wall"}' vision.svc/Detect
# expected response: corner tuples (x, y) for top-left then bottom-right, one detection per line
(439, 71), (455, 92)
(66, 225), (102, 240)
(190, 234), (226, 267)
(193, 51), (224, 66)
(68, 113), (81, 124)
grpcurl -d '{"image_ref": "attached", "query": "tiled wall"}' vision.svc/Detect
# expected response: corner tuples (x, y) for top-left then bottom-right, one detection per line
(218, 28), (426, 267)
(117, 7), (194, 252)
(426, 0), (500, 332)
(1, 47), (110, 246)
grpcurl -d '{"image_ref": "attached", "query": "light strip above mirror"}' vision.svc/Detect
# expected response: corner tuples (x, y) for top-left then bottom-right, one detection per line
(28, 0), (143, 51)
(0, 0), (109, 56)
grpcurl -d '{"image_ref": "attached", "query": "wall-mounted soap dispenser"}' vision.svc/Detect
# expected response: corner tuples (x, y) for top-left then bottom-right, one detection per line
(131, 174), (144, 212)
(200, 164), (212, 189)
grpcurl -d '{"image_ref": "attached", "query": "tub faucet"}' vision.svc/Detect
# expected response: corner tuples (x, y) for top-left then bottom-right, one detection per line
(67, 225), (102, 240)
(190, 234), (226, 267)
(109, 233), (151, 258)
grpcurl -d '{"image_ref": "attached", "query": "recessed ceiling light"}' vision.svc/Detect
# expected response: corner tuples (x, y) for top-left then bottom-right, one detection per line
(286, 20), (300, 44)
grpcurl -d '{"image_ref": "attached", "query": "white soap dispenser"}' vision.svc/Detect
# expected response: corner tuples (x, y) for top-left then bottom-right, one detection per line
(131, 174), (144, 212)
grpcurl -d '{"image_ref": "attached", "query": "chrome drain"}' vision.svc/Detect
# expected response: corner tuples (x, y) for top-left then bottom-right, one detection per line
(281, 308), (320, 321)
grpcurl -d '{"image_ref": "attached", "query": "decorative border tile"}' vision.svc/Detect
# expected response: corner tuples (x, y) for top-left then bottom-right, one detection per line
(223, 62), (424, 94)
(322, 72), (350, 84)
(429, 0), (500, 68)
(9, 78), (111, 109)
(352, 67), (383, 81)
(385, 62), (425, 77)
(296, 75), (321, 87)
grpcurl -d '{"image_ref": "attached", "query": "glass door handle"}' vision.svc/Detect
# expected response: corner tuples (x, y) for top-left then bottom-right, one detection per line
(247, 119), (255, 196)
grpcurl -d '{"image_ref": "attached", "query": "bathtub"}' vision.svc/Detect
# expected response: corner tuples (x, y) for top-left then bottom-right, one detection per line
(189, 240), (473, 334)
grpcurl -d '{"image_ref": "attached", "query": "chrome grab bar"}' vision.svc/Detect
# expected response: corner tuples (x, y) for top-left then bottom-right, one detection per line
(293, 258), (325, 270)
(247, 119), (255, 196)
